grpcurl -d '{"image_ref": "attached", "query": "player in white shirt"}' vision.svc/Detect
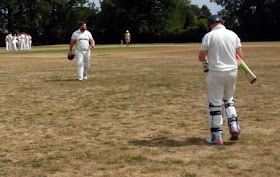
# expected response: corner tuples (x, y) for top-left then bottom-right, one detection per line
(17, 33), (21, 50)
(25, 33), (29, 50)
(19, 33), (26, 50)
(5, 34), (9, 51)
(68, 21), (95, 81)
(11, 34), (19, 51)
(5, 32), (12, 51)
(28, 34), (32, 50)
(198, 15), (243, 146)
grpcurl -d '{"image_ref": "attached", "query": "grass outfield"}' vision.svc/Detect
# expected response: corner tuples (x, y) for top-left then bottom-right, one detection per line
(0, 43), (279, 177)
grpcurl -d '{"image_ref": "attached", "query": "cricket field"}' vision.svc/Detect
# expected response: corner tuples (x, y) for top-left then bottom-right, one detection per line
(0, 42), (279, 177)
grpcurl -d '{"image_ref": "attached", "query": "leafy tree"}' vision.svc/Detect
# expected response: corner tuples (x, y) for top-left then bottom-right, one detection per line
(177, 0), (191, 23)
(211, 0), (280, 40)
(183, 9), (194, 29)
(0, 0), (98, 45)
(5, 0), (278, 44)
(190, 4), (200, 18)
(200, 5), (211, 19)
(97, 0), (179, 43)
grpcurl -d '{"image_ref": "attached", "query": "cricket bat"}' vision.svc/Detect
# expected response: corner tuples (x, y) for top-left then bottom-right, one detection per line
(236, 54), (257, 84)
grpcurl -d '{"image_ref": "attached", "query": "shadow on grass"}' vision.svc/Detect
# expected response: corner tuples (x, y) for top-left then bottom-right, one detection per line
(129, 137), (208, 147)
(45, 78), (79, 82)
(130, 137), (237, 147)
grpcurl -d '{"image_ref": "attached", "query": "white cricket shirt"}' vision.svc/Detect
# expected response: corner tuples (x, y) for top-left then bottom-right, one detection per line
(71, 29), (93, 51)
(200, 24), (242, 71)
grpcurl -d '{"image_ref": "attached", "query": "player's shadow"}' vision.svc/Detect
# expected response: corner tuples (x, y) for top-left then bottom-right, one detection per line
(129, 137), (208, 147)
(46, 78), (78, 82)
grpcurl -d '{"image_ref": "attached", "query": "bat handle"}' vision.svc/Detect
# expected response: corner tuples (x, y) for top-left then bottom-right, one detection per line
(236, 54), (241, 60)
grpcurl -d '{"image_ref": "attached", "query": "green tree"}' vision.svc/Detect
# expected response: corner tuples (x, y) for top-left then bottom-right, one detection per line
(177, 0), (191, 23)
(183, 9), (194, 29)
(0, 0), (98, 45)
(0, 0), (231, 45)
(190, 4), (200, 18)
(211, 0), (280, 40)
(200, 5), (211, 19)
(97, 0), (179, 43)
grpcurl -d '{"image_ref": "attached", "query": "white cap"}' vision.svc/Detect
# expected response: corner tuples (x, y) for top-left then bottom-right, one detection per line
(126, 30), (129, 33)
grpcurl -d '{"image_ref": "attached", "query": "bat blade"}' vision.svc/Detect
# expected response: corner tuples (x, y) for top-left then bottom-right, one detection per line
(236, 54), (257, 84)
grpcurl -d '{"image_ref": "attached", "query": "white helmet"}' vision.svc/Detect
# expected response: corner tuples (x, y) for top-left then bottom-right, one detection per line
(126, 30), (129, 33)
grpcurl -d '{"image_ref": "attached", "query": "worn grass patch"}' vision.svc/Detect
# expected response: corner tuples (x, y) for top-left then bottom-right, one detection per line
(0, 43), (279, 176)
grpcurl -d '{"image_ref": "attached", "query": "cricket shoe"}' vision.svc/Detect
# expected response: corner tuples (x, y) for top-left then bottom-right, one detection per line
(229, 125), (241, 141)
(83, 74), (88, 80)
(78, 78), (83, 81)
(228, 117), (241, 141)
(206, 132), (224, 146)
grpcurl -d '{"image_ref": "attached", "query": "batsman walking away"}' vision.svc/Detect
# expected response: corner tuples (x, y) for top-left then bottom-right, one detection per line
(68, 21), (95, 81)
(198, 15), (242, 146)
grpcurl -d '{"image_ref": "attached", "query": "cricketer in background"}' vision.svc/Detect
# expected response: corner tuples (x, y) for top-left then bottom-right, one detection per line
(12, 34), (18, 51)
(124, 30), (131, 47)
(198, 15), (242, 146)
(19, 33), (26, 50)
(5, 32), (12, 51)
(68, 21), (95, 81)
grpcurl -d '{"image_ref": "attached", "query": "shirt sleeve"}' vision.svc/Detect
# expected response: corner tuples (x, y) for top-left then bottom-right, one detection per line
(236, 36), (242, 48)
(71, 32), (77, 40)
(87, 31), (93, 39)
(200, 34), (210, 51)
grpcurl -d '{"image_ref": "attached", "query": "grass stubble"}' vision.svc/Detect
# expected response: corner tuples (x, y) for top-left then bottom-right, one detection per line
(0, 42), (279, 177)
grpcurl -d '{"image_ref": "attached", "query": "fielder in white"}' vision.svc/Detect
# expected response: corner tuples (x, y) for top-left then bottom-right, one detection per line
(5, 32), (12, 51)
(12, 34), (19, 51)
(19, 33), (26, 50)
(68, 21), (95, 81)
(198, 15), (243, 146)
(28, 34), (32, 50)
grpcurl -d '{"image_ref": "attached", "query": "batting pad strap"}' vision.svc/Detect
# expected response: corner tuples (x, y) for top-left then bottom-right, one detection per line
(209, 104), (222, 116)
(211, 128), (222, 132)
(228, 116), (238, 123)
(209, 104), (221, 108)
(210, 111), (221, 116)
(223, 100), (235, 108)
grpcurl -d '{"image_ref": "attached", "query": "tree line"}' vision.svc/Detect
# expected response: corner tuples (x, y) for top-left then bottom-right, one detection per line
(0, 0), (279, 46)
(211, 0), (280, 41)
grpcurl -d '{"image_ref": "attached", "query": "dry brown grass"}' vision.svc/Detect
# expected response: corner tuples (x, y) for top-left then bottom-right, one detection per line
(0, 42), (279, 177)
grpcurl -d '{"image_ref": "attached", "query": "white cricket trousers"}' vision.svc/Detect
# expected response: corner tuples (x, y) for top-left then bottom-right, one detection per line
(206, 70), (238, 129)
(75, 49), (91, 79)
(21, 40), (25, 50)
(6, 42), (10, 51)
(12, 41), (18, 51)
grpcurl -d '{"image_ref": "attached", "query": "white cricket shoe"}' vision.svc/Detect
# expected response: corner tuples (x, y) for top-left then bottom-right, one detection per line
(206, 137), (224, 146)
(206, 132), (224, 146)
